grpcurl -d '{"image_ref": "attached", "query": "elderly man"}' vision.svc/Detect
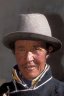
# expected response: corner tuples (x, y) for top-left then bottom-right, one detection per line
(0, 13), (64, 96)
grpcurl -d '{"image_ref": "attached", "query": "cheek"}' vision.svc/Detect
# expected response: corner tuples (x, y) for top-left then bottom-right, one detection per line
(15, 54), (25, 64)
(34, 52), (46, 63)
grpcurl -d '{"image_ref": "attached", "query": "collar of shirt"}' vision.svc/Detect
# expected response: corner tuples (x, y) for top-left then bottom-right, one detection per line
(12, 64), (50, 88)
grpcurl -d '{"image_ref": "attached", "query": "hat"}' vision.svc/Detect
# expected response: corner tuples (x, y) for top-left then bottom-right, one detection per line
(2, 13), (62, 52)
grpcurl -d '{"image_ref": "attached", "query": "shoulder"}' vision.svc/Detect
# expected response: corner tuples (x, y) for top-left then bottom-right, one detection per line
(52, 78), (64, 95)
(0, 81), (15, 95)
(53, 78), (64, 86)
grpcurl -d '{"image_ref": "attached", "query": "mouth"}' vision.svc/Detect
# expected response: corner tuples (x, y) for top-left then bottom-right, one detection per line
(24, 61), (38, 71)
(26, 66), (36, 71)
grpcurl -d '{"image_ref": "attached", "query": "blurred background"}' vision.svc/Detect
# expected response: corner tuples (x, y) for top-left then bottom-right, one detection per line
(0, 0), (64, 85)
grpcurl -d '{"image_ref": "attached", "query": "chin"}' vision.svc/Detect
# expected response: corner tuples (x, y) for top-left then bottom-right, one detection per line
(20, 68), (41, 80)
(24, 72), (40, 80)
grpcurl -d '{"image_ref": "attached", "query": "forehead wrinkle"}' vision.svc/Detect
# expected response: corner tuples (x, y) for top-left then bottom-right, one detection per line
(15, 40), (43, 50)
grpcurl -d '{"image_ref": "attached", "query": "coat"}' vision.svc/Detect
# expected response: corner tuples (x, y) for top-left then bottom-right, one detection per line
(0, 66), (64, 96)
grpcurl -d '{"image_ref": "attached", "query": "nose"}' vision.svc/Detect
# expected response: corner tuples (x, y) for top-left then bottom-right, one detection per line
(27, 52), (34, 61)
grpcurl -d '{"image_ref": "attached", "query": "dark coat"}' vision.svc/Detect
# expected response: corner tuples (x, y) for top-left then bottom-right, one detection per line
(0, 68), (64, 96)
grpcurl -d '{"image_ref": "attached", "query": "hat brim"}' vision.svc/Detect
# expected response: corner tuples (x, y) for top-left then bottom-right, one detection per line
(2, 32), (62, 52)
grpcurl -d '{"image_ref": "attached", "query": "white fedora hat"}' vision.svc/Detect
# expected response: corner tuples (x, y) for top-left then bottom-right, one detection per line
(2, 13), (62, 52)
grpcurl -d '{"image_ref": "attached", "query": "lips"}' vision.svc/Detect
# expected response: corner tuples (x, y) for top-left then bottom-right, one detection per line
(23, 61), (37, 70)
(26, 65), (36, 68)
(25, 66), (36, 71)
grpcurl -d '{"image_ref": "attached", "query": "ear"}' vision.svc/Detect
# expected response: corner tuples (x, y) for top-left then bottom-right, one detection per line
(46, 46), (53, 59)
(46, 54), (49, 59)
(48, 46), (53, 53)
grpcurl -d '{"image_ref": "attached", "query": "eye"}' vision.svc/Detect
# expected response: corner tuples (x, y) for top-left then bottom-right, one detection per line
(32, 46), (42, 52)
(15, 47), (26, 52)
(35, 47), (44, 52)
(36, 47), (40, 50)
(37, 47), (43, 50)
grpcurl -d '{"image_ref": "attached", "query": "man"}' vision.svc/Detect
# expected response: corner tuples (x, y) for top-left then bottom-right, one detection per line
(0, 13), (64, 96)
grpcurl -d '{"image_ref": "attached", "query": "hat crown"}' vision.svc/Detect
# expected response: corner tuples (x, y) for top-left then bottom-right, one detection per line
(3, 13), (62, 52)
(17, 13), (52, 37)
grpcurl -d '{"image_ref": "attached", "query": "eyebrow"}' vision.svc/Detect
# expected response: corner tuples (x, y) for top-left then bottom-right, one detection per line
(33, 45), (41, 48)
(15, 46), (25, 49)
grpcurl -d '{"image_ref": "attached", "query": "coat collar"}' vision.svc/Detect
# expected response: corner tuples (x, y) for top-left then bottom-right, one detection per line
(12, 64), (52, 89)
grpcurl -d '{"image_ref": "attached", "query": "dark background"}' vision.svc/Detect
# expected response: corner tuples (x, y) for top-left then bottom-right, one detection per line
(0, 0), (64, 85)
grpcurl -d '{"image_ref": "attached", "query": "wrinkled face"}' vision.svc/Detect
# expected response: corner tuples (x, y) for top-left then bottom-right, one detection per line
(15, 40), (48, 80)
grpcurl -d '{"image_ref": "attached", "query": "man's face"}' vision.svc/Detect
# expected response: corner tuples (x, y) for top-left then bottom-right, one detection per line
(15, 40), (48, 80)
